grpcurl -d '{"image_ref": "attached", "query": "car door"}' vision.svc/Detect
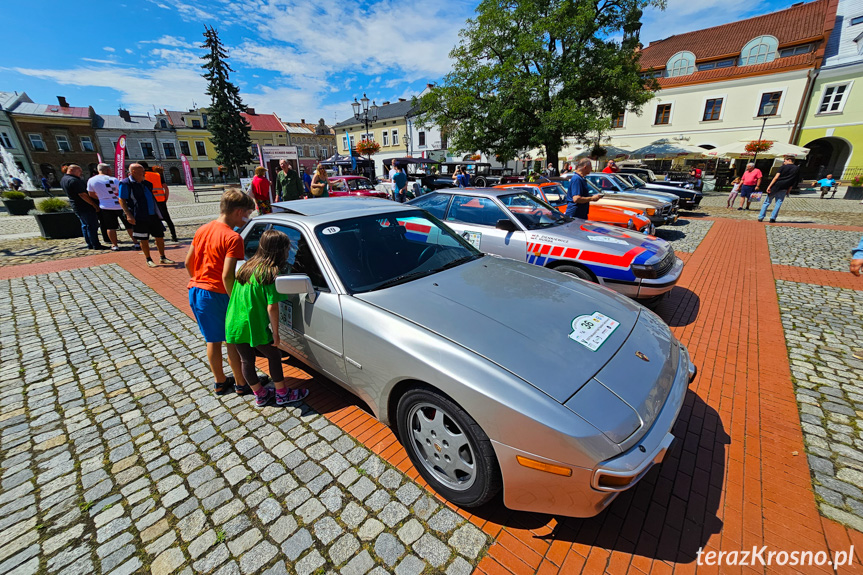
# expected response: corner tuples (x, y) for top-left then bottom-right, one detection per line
(442, 194), (527, 259)
(269, 223), (348, 384)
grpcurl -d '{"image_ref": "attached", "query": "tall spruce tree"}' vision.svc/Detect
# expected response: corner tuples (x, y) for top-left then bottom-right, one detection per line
(200, 26), (253, 177)
(417, 0), (662, 169)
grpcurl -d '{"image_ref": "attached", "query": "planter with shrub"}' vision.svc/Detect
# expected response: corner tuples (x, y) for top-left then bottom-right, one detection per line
(31, 198), (82, 239)
(845, 175), (863, 200)
(1, 191), (36, 216)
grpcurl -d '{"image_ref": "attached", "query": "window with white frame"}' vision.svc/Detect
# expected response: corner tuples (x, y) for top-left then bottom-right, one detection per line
(382, 131), (389, 146)
(850, 15), (863, 25)
(56, 134), (72, 152)
(612, 111), (625, 128)
(342, 135), (349, 150)
(0, 132), (13, 148)
(779, 44), (812, 58)
(818, 83), (851, 114)
(80, 136), (94, 152)
(418, 131), (426, 147)
(703, 98), (723, 121)
(757, 91), (782, 116)
(163, 142), (177, 158)
(666, 51), (695, 77)
(654, 103), (672, 125)
(179, 141), (191, 156)
(392, 129), (399, 146)
(195, 141), (207, 157)
(739, 36), (778, 66)
(140, 142), (155, 158)
(29, 134), (45, 151)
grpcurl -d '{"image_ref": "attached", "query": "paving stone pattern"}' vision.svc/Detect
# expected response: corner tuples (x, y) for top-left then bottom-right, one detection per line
(767, 226), (863, 272)
(776, 280), (863, 531)
(0, 264), (488, 575)
(654, 218), (713, 253)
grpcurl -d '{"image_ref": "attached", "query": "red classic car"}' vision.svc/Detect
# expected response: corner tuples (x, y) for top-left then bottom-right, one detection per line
(328, 176), (389, 198)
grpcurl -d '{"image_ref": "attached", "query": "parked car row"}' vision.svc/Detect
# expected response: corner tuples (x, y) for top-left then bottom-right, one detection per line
(243, 196), (696, 520)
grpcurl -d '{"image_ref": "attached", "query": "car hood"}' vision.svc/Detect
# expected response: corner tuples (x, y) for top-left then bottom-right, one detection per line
(639, 183), (700, 197)
(620, 188), (679, 202)
(602, 192), (670, 207)
(529, 220), (671, 264)
(355, 256), (642, 403)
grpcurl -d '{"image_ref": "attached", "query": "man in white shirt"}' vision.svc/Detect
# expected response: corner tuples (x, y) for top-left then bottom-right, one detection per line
(88, 163), (134, 251)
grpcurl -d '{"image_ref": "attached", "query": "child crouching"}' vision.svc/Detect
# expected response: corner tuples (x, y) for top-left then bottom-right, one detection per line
(226, 229), (310, 407)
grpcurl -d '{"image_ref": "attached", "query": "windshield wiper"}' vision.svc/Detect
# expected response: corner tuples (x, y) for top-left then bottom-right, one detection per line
(436, 253), (483, 272)
(374, 270), (435, 291)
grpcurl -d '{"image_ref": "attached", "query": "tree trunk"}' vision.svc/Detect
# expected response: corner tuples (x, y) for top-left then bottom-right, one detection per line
(545, 142), (560, 173)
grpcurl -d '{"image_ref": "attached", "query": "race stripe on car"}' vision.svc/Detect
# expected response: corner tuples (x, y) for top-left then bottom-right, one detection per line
(578, 246), (647, 268)
(398, 219), (432, 242)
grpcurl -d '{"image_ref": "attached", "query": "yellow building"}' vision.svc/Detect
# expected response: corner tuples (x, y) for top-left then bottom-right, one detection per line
(164, 108), (219, 182)
(796, 0), (863, 181)
(333, 99), (413, 175)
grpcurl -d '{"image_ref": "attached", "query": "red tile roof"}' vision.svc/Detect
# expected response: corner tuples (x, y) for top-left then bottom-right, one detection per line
(10, 102), (91, 119)
(240, 112), (285, 132)
(640, 0), (834, 75)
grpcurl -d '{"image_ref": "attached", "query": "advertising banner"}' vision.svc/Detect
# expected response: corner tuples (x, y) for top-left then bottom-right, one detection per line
(181, 154), (194, 191)
(114, 135), (126, 178)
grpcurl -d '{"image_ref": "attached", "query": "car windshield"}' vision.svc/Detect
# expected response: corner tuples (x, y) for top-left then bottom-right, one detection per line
(499, 193), (569, 229)
(347, 178), (374, 191)
(609, 174), (636, 190)
(539, 184), (567, 203)
(315, 209), (481, 293)
(622, 174), (647, 187)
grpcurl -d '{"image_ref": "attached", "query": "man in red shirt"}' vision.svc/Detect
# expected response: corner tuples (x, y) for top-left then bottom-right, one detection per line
(737, 163), (762, 210)
(186, 189), (256, 395)
(602, 160), (619, 174)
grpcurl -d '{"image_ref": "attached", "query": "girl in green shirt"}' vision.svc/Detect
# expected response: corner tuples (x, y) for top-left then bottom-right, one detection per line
(226, 229), (310, 407)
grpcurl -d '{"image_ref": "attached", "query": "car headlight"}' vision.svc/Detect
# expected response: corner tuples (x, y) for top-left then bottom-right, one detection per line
(627, 218), (635, 229)
(632, 251), (675, 278)
(645, 208), (656, 216)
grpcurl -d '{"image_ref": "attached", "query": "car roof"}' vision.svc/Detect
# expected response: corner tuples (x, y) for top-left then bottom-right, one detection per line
(271, 197), (415, 224)
(425, 187), (524, 198)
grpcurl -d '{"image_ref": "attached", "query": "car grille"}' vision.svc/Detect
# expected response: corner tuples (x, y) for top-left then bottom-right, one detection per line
(654, 250), (676, 278)
(660, 205), (671, 217)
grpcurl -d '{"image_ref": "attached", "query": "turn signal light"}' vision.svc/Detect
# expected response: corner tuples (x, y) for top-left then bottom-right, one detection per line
(596, 473), (635, 489)
(516, 455), (572, 477)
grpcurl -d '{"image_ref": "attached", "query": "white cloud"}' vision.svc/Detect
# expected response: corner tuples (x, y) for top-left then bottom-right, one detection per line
(103, 47), (116, 53)
(640, 0), (758, 46)
(140, 35), (193, 48)
(125, 49), (134, 54)
(81, 58), (118, 64)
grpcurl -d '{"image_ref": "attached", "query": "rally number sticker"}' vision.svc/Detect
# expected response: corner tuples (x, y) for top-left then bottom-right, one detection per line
(569, 312), (619, 351)
(462, 231), (482, 250)
(586, 235), (629, 245)
(322, 226), (340, 235)
(279, 301), (293, 330)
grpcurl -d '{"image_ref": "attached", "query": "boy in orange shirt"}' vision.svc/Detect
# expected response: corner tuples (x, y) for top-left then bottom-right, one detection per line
(186, 189), (258, 394)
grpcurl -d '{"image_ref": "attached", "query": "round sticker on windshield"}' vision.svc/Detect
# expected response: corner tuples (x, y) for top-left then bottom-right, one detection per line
(322, 227), (340, 235)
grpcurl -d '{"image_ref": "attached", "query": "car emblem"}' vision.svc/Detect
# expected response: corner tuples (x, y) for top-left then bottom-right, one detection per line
(635, 351), (649, 362)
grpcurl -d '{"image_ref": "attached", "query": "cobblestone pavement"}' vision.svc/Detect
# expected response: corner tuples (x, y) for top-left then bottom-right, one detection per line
(0, 224), (205, 268)
(0, 264), (488, 575)
(653, 218), (713, 253)
(777, 280), (863, 532)
(695, 194), (863, 226)
(767, 226), (863, 272)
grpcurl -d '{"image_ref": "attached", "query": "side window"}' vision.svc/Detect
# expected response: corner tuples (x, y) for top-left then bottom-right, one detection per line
(331, 179), (347, 192)
(447, 195), (508, 227)
(410, 193), (451, 219)
(271, 224), (329, 291)
(243, 223), (269, 260)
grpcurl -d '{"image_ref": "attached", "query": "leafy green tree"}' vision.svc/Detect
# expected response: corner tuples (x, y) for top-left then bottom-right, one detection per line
(200, 26), (253, 177)
(417, 0), (662, 168)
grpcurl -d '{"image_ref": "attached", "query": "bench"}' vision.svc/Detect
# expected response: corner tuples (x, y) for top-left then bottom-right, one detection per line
(192, 185), (228, 203)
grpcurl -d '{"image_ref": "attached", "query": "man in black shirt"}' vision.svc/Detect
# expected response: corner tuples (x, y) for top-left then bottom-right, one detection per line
(759, 156), (800, 223)
(61, 164), (106, 250)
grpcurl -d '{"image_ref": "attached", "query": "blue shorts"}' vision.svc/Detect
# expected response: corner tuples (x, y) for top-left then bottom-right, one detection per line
(189, 287), (229, 343)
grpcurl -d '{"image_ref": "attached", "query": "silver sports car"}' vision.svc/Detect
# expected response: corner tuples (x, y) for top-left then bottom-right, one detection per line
(242, 197), (696, 517)
(409, 189), (683, 301)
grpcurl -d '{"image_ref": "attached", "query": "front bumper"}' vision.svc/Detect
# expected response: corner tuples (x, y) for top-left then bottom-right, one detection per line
(494, 343), (694, 517)
(637, 256), (684, 298)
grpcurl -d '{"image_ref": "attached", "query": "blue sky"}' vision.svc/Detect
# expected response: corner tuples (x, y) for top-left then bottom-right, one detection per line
(1, 0), (794, 124)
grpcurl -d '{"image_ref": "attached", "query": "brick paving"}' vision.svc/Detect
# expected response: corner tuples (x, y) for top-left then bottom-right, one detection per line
(2, 210), (863, 574)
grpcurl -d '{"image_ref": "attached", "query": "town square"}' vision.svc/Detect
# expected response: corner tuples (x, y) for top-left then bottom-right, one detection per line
(1, 0), (863, 574)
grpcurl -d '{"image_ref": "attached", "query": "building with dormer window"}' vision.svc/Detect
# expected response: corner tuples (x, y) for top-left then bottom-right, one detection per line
(606, 0), (838, 175)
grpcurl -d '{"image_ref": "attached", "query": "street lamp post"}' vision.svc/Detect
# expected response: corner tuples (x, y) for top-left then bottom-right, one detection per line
(404, 135), (411, 157)
(352, 93), (377, 178)
(752, 101), (776, 164)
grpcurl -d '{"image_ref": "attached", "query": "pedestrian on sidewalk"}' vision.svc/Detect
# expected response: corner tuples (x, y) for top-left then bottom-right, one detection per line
(61, 164), (106, 250)
(310, 164), (330, 198)
(738, 163), (762, 210)
(87, 163), (134, 251)
(226, 229), (310, 407)
(250, 166), (272, 214)
(300, 166), (312, 197)
(140, 162), (178, 243)
(392, 161), (408, 202)
(850, 236), (862, 276)
(759, 156), (800, 223)
(185, 188), (258, 396)
(727, 176), (741, 208)
(276, 160), (303, 202)
(119, 163), (175, 267)
(818, 174), (837, 199)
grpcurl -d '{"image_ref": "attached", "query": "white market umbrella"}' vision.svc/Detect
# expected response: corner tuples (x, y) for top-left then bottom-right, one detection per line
(705, 139), (810, 160)
(629, 139), (707, 160)
(573, 144), (632, 160)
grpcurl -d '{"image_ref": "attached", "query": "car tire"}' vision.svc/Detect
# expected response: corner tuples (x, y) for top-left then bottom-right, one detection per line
(473, 177), (487, 187)
(555, 264), (595, 282)
(396, 387), (501, 508)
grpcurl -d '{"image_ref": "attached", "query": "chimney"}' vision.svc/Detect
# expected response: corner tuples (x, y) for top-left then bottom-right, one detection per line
(118, 109), (131, 121)
(301, 119), (305, 124)
(57, 96), (69, 107)
(246, 107), (256, 114)
(382, 101), (390, 106)
(427, 83), (434, 89)
(398, 98), (406, 102)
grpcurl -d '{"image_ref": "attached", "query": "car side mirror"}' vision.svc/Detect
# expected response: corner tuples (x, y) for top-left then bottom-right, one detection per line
(275, 274), (317, 303)
(495, 219), (517, 232)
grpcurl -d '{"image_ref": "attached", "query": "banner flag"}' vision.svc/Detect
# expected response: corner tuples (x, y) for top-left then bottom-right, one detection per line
(346, 130), (356, 171)
(97, 153), (103, 164)
(181, 154), (194, 191)
(114, 135), (126, 179)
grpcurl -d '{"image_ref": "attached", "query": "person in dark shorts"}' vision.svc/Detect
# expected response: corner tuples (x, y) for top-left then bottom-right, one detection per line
(61, 164), (106, 250)
(759, 156), (800, 223)
(119, 163), (175, 267)
(87, 163), (136, 250)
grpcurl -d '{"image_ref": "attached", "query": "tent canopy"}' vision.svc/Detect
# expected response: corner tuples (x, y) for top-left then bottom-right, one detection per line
(705, 140), (810, 159)
(629, 139), (707, 160)
(320, 153), (371, 167)
(382, 157), (439, 167)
